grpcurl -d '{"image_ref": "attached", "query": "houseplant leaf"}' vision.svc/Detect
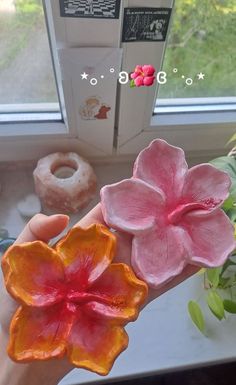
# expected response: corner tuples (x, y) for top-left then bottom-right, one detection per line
(207, 267), (222, 288)
(188, 301), (205, 333)
(223, 299), (236, 314)
(227, 133), (236, 145)
(207, 291), (225, 320)
(210, 156), (236, 200)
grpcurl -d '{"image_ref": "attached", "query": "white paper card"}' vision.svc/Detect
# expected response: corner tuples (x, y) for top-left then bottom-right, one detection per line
(58, 48), (123, 152)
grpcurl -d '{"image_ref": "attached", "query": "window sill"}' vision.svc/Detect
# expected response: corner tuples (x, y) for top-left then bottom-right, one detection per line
(153, 98), (236, 127)
(151, 109), (236, 127)
(0, 120), (67, 138)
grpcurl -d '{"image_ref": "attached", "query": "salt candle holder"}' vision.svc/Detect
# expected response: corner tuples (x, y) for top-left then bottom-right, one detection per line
(53, 166), (77, 179)
(33, 152), (97, 213)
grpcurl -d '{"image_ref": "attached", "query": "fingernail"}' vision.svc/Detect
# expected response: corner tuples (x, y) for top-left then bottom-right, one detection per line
(54, 214), (70, 224)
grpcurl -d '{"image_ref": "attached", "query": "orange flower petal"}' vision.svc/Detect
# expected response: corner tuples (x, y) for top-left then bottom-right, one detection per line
(8, 303), (74, 362)
(67, 308), (128, 375)
(87, 263), (148, 322)
(2, 242), (65, 307)
(56, 224), (116, 289)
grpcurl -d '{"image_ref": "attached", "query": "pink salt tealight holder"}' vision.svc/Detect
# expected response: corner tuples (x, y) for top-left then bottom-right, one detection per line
(33, 152), (97, 213)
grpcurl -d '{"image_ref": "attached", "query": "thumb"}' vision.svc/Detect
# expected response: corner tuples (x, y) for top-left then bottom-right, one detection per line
(15, 214), (69, 244)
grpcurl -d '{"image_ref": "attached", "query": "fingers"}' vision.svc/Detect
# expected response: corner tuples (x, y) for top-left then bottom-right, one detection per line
(15, 214), (69, 244)
(14, 204), (104, 244)
(75, 203), (105, 228)
(114, 231), (132, 264)
(15, 203), (103, 245)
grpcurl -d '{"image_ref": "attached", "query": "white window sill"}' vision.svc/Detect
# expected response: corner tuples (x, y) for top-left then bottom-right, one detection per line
(153, 97), (236, 127)
(151, 110), (236, 127)
(0, 120), (67, 137)
(0, 103), (66, 137)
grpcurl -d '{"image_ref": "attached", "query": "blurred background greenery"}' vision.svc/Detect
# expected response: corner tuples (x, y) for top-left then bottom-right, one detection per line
(0, 0), (57, 104)
(0, 0), (43, 72)
(0, 0), (235, 102)
(159, 0), (236, 98)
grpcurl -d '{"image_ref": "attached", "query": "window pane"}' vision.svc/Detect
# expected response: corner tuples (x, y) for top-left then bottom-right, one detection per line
(0, 0), (59, 106)
(158, 0), (236, 98)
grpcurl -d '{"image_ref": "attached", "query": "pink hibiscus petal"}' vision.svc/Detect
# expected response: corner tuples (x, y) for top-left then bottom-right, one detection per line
(131, 226), (188, 288)
(181, 164), (231, 212)
(142, 65), (155, 76)
(134, 139), (188, 203)
(131, 72), (138, 79)
(143, 76), (155, 86)
(101, 179), (165, 235)
(134, 65), (143, 74)
(182, 209), (235, 267)
(134, 76), (144, 87)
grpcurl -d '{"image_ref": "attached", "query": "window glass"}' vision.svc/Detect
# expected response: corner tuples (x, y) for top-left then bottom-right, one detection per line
(158, 0), (236, 98)
(0, 0), (59, 106)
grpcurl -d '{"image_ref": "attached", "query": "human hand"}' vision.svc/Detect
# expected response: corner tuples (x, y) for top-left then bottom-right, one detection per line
(0, 213), (72, 385)
(0, 205), (198, 385)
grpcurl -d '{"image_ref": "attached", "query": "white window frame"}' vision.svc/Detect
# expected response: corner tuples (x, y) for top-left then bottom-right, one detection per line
(0, 0), (235, 163)
(117, 0), (236, 158)
(0, 0), (119, 161)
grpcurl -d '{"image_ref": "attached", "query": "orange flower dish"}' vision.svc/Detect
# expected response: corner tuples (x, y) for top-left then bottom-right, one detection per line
(1, 224), (148, 375)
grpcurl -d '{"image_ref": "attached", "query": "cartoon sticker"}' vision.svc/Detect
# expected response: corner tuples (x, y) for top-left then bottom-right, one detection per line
(79, 96), (111, 120)
(60, 0), (121, 19)
(122, 8), (172, 43)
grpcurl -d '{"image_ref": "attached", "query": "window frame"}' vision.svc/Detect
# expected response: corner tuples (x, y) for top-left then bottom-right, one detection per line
(0, 0), (121, 159)
(0, 0), (235, 163)
(116, 0), (236, 157)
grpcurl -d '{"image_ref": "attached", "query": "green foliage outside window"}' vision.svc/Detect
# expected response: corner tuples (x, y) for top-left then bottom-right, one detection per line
(0, 1), (43, 71)
(14, 0), (42, 15)
(159, 0), (236, 98)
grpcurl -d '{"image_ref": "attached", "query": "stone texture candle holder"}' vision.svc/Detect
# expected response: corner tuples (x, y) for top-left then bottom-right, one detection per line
(33, 152), (97, 213)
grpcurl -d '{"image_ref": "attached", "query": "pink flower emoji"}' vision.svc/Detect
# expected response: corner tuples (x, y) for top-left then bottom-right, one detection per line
(101, 140), (235, 289)
(130, 65), (156, 87)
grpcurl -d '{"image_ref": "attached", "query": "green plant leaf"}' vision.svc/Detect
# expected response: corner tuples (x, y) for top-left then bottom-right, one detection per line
(221, 258), (236, 275)
(222, 196), (234, 212)
(226, 208), (236, 222)
(207, 291), (225, 320)
(207, 267), (222, 288)
(223, 299), (236, 314)
(227, 133), (236, 145)
(188, 301), (205, 333)
(130, 79), (136, 88)
(210, 157), (236, 178)
(210, 157), (236, 200)
(218, 276), (231, 289)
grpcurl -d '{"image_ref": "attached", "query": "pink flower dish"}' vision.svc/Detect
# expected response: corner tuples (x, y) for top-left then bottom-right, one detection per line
(101, 139), (236, 289)
(130, 65), (156, 87)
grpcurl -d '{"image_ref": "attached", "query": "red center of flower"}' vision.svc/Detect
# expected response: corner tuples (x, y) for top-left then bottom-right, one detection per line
(168, 198), (221, 225)
(66, 291), (110, 305)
